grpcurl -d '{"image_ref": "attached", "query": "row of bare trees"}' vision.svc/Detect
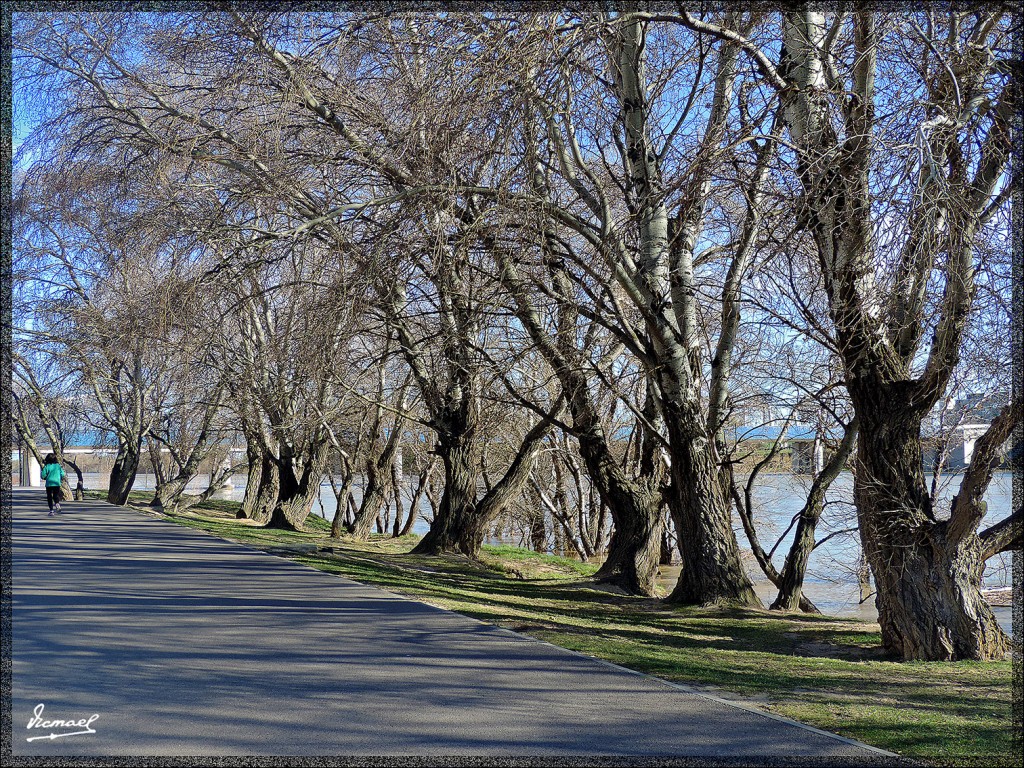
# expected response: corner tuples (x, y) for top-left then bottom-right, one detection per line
(11, 8), (1019, 661)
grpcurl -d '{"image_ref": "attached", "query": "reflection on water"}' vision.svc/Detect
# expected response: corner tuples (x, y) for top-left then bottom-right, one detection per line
(71, 470), (1013, 630)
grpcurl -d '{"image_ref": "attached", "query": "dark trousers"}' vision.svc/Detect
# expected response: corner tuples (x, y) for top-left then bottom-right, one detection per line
(45, 486), (61, 510)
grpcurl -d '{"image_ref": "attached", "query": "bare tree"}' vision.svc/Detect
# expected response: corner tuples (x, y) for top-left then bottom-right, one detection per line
(464, 11), (780, 604)
(12, 156), (179, 505)
(707, 7), (1021, 658)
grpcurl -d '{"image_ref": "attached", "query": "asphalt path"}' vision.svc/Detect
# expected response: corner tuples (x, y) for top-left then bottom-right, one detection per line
(9, 488), (898, 759)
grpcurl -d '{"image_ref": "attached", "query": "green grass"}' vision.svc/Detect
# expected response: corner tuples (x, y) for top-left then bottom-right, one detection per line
(479, 543), (599, 579)
(105, 493), (1015, 765)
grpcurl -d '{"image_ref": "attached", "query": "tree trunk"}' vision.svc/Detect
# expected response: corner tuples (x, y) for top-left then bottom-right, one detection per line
(59, 475), (74, 503)
(107, 440), (141, 505)
(391, 453), (405, 537)
(146, 437), (167, 506)
(496, 233), (662, 593)
(772, 9), (1016, 659)
(411, 433), (483, 557)
(529, 507), (546, 552)
(659, 519), (675, 566)
(771, 419), (857, 612)
(857, 554), (872, 604)
(853, 392), (1008, 660)
(664, 413), (759, 607)
(330, 473), (356, 538)
(265, 456), (302, 531)
(769, 512), (820, 612)
(576, 428), (662, 596)
(264, 441), (327, 531)
(151, 476), (189, 513)
(593, 496), (609, 556)
(266, 485), (318, 531)
(864, 515), (1007, 660)
(239, 441), (264, 519)
(350, 411), (405, 539)
(399, 457), (434, 537)
(552, 520), (565, 557)
(60, 458), (85, 500)
(594, 489), (662, 594)
(244, 451), (278, 523)
(349, 469), (391, 539)
(54, 450), (76, 503)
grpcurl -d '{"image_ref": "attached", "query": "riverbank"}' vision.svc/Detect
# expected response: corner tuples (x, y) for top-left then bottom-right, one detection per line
(85, 491), (1016, 764)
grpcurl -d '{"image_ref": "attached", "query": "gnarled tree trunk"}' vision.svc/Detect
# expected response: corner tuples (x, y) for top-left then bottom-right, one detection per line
(852, 389), (1008, 660)
(349, 429), (402, 539)
(349, 466), (392, 539)
(579, 430), (663, 596)
(497, 247), (663, 595)
(239, 439), (265, 519)
(65, 458), (85, 500)
(411, 429), (482, 556)
(265, 441), (328, 531)
(664, 404), (759, 607)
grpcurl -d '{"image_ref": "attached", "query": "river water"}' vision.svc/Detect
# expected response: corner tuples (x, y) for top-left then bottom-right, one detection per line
(72, 470), (1014, 630)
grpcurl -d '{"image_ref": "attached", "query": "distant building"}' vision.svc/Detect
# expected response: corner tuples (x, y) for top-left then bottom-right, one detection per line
(922, 392), (1010, 471)
(727, 424), (823, 474)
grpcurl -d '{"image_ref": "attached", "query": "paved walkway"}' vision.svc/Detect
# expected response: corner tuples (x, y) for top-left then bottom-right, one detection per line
(9, 488), (897, 759)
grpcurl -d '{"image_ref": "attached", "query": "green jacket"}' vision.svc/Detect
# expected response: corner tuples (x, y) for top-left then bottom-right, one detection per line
(41, 462), (65, 488)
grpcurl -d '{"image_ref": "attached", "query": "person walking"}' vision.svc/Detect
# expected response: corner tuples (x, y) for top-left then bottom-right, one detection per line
(40, 454), (66, 516)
